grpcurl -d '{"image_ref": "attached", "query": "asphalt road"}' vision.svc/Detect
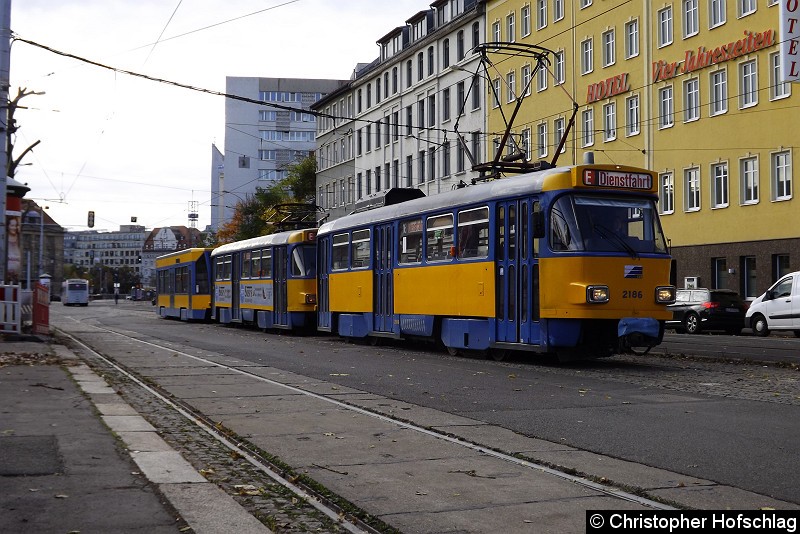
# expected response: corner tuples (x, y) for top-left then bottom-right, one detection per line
(51, 301), (800, 506)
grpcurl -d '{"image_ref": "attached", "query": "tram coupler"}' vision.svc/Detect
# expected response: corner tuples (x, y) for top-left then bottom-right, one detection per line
(617, 317), (663, 353)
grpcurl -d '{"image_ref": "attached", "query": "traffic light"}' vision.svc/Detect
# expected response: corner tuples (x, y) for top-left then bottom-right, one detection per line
(88, 210), (95, 228)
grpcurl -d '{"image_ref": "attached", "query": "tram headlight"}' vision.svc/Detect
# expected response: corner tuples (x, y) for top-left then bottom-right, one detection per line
(586, 285), (609, 303)
(656, 286), (676, 304)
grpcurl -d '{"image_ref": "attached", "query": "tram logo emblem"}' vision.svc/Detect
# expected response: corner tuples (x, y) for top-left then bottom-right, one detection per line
(624, 265), (643, 279)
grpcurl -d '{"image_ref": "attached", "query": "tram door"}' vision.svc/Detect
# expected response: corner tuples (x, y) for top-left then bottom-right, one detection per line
(273, 246), (289, 326)
(495, 200), (541, 345)
(317, 237), (331, 330)
(373, 224), (394, 333)
(231, 253), (242, 322)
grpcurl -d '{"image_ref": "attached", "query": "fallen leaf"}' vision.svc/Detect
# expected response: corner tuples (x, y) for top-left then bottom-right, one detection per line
(55, 494), (69, 499)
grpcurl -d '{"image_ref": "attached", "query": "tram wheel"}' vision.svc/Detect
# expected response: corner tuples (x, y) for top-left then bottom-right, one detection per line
(489, 349), (507, 362)
(446, 346), (460, 356)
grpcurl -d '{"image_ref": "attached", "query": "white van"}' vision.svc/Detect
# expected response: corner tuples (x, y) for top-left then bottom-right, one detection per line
(745, 271), (800, 337)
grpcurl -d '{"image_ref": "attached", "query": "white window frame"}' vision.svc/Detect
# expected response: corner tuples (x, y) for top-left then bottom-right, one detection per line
(581, 108), (594, 147)
(711, 161), (729, 208)
(535, 0), (547, 30)
(521, 4), (532, 36)
(536, 64), (547, 92)
(660, 172), (675, 214)
(740, 156), (760, 205)
(554, 50), (565, 85)
(771, 150), (793, 201)
(770, 52), (791, 100)
(683, 0), (699, 38)
(554, 117), (566, 153)
(602, 29), (615, 67)
(709, 69), (728, 116)
(739, 0), (756, 17)
(739, 59), (758, 109)
(658, 7), (673, 47)
(581, 38), (593, 75)
(553, 0), (565, 22)
(624, 19), (639, 59)
(603, 102), (617, 142)
(492, 20), (501, 44)
(684, 167), (701, 212)
(581, 0), (592, 8)
(535, 123), (547, 158)
(684, 77), (700, 122)
(521, 128), (532, 160)
(710, 0), (726, 28)
(521, 64), (532, 96)
(507, 13), (516, 42)
(492, 78), (501, 108)
(625, 94), (640, 136)
(506, 71), (516, 103)
(659, 85), (674, 129)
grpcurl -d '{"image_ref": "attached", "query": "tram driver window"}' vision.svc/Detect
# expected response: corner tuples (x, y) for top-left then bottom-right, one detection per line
(426, 214), (454, 261)
(399, 218), (423, 264)
(457, 207), (489, 258)
(351, 229), (371, 268)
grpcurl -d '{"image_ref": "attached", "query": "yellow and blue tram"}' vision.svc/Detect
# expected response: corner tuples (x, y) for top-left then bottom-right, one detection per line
(316, 163), (676, 357)
(210, 229), (317, 330)
(155, 248), (214, 320)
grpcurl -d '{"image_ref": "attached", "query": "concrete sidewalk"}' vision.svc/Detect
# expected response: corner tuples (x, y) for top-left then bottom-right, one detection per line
(0, 339), (270, 534)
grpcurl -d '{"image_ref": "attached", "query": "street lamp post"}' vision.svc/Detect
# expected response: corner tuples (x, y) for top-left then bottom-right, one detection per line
(38, 205), (48, 276)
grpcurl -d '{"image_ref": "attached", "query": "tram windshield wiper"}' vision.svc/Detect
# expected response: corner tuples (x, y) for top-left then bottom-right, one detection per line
(593, 223), (639, 259)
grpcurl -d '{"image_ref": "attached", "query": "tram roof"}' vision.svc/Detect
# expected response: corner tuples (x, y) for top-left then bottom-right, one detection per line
(211, 229), (311, 257)
(318, 165), (565, 236)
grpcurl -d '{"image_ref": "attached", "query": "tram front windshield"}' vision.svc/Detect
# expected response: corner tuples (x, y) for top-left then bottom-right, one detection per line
(550, 194), (668, 255)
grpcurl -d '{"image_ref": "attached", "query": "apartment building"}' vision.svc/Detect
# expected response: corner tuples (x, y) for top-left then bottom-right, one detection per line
(486, 0), (798, 297)
(314, 0), (487, 223)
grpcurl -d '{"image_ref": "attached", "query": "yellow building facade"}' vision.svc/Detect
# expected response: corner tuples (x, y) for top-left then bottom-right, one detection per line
(485, 0), (798, 298)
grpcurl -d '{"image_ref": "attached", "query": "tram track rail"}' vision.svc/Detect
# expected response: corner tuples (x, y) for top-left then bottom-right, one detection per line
(59, 322), (678, 517)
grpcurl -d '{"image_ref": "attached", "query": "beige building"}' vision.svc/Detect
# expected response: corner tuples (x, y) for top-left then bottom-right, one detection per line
(486, 0), (797, 298)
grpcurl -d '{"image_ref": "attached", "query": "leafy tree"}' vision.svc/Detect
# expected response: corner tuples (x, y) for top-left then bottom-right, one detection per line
(282, 154), (317, 203)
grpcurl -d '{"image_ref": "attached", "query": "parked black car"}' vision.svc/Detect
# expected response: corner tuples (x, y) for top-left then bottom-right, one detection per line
(666, 288), (748, 335)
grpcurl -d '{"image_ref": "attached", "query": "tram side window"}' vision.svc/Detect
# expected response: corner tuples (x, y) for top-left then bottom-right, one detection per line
(262, 249), (273, 278)
(426, 214), (454, 261)
(291, 245), (316, 276)
(242, 251), (252, 279)
(351, 229), (371, 268)
(218, 255), (232, 280)
(176, 266), (189, 293)
(457, 207), (489, 259)
(399, 218), (423, 264)
(332, 234), (349, 270)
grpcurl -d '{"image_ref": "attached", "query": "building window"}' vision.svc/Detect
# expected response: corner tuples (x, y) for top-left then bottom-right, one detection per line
(457, 30), (465, 61)
(442, 39), (450, 68)
(659, 86), (674, 129)
(471, 75), (481, 110)
(772, 150), (792, 201)
(537, 123), (548, 158)
(507, 13), (516, 42)
(521, 5), (531, 36)
(624, 19), (639, 58)
(535, 64), (546, 93)
(685, 167), (701, 211)
(711, 162), (729, 208)
(457, 81), (466, 116)
(553, 51), (565, 85)
(506, 71), (516, 102)
(581, 0), (592, 7)
(428, 46), (434, 76)
(442, 142), (451, 176)
(418, 100), (425, 129)
(740, 156), (759, 204)
(658, 7), (673, 47)
(554, 117), (566, 153)
(739, 0), (756, 17)
(418, 150), (426, 184)
(684, 78), (700, 122)
(739, 60), (758, 109)
(581, 38), (593, 74)
(392, 67), (398, 93)
(492, 78), (501, 108)
(428, 147), (436, 181)
(535, 1), (546, 31)
(773, 254), (792, 281)
(770, 52), (792, 100)
(710, 0), (726, 28)
(456, 141), (465, 173)
(492, 20), (501, 43)
(428, 94), (436, 126)
(418, 52), (424, 81)
(384, 72), (389, 99)
(742, 256), (757, 298)
(660, 173), (675, 214)
(472, 21), (481, 49)
(713, 257), (729, 289)
(581, 108), (594, 147)
(442, 88), (451, 121)
(710, 69), (728, 116)
(406, 60), (413, 89)
(554, 0), (564, 21)
(365, 169), (372, 195)
(603, 102), (616, 142)
(406, 106), (413, 136)
(406, 155), (413, 187)
(683, 0), (699, 38)
(602, 29), (615, 67)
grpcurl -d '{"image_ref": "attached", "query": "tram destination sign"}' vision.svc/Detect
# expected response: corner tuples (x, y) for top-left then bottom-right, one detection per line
(583, 169), (653, 190)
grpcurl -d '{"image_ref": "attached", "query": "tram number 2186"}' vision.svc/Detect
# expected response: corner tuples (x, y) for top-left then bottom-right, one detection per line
(622, 290), (643, 299)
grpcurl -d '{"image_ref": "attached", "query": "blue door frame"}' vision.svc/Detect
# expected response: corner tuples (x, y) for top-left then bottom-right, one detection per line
(373, 223), (394, 333)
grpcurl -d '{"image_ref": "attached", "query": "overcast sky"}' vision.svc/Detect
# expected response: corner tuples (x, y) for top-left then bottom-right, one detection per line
(9, 0), (428, 232)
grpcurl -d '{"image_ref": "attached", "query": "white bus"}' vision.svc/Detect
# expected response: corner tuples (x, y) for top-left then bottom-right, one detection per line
(62, 279), (90, 306)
